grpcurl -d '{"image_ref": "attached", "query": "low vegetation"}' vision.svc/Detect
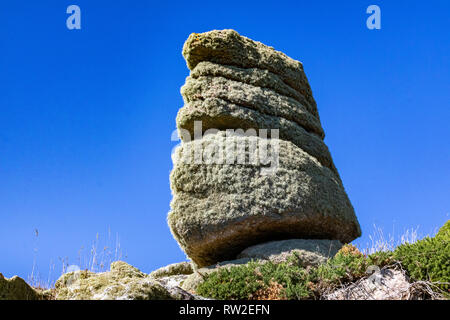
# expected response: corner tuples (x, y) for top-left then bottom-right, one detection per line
(394, 221), (449, 291)
(196, 221), (450, 300)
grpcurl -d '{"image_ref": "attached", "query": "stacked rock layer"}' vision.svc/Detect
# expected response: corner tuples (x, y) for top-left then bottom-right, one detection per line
(168, 30), (361, 267)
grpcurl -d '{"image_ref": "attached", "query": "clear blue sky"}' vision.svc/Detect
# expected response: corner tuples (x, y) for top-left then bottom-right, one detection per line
(0, 1), (449, 283)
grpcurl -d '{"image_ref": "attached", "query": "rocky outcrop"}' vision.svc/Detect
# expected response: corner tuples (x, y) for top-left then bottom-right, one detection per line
(54, 261), (173, 300)
(54, 261), (205, 300)
(169, 29), (361, 267)
(0, 273), (44, 300)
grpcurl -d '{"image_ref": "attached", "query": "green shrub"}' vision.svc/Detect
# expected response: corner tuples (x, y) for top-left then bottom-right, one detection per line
(435, 220), (450, 241)
(196, 221), (450, 299)
(314, 246), (372, 290)
(258, 261), (314, 299)
(196, 249), (375, 300)
(196, 259), (317, 300)
(195, 261), (264, 300)
(394, 231), (449, 290)
(196, 247), (400, 300)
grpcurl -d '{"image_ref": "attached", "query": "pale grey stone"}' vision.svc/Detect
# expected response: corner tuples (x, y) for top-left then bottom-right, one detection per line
(149, 262), (193, 278)
(54, 261), (173, 300)
(170, 29), (361, 268)
(157, 274), (207, 300)
(325, 269), (411, 300)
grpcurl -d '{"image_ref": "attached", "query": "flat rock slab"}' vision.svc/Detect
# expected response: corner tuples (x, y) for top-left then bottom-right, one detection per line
(183, 29), (315, 107)
(238, 239), (343, 266)
(176, 98), (337, 175)
(181, 75), (324, 138)
(190, 61), (318, 118)
(169, 132), (360, 267)
(55, 261), (171, 300)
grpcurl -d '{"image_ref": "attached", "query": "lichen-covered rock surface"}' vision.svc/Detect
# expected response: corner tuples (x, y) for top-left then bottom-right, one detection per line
(54, 261), (202, 300)
(169, 29), (361, 267)
(181, 75), (325, 137)
(54, 261), (171, 300)
(0, 273), (44, 300)
(149, 261), (193, 278)
(182, 29), (314, 106)
(170, 133), (359, 266)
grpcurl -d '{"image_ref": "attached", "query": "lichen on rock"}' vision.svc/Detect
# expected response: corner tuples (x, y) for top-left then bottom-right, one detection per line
(0, 273), (43, 300)
(238, 239), (343, 266)
(54, 261), (172, 300)
(182, 29), (315, 107)
(181, 75), (324, 138)
(190, 61), (318, 117)
(176, 98), (337, 174)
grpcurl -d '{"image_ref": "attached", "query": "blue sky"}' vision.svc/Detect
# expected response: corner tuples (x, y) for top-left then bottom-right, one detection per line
(0, 1), (449, 283)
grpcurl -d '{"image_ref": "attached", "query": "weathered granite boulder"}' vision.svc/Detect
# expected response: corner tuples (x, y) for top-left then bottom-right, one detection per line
(0, 273), (43, 300)
(170, 133), (360, 266)
(54, 261), (205, 300)
(169, 29), (361, 267)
